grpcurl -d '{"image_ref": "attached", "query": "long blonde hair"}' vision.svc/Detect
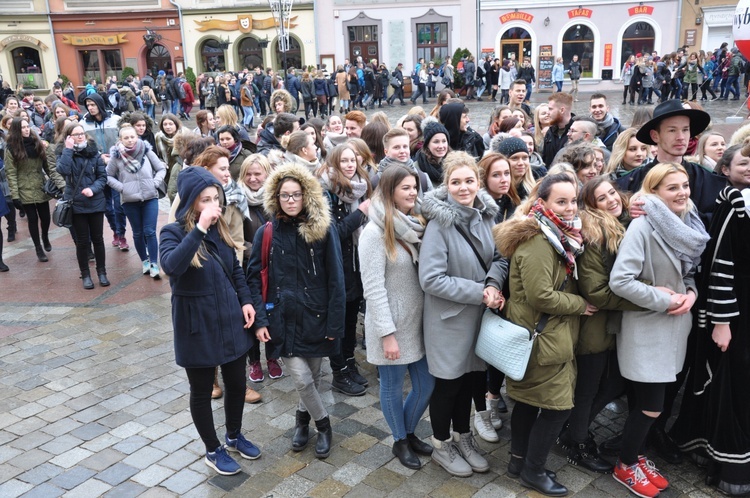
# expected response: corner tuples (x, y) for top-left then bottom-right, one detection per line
(579, 177), (629, 253)
(605, 128), (648, 176)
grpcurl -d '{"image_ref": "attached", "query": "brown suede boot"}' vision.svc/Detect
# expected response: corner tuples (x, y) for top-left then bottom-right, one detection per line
(211, 368), (223, 399)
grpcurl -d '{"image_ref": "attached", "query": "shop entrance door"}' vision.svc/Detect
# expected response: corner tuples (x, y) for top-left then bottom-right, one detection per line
(501, 41), (523, 62)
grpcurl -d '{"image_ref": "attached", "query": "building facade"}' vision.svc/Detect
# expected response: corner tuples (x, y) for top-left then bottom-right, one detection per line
(49, 0), (181, 87)
(176, 0), (316, 74)
(681, 0), (736, 55)
(0, 0), (58, 93)
(315, 0), (475, 73)
(481, 0), (679, 91)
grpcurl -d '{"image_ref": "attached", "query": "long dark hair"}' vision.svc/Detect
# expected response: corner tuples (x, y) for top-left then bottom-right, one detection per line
(6, 118), (44, 161)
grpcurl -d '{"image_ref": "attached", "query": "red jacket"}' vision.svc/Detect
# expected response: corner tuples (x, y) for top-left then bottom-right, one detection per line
(182, 81), (195, 103)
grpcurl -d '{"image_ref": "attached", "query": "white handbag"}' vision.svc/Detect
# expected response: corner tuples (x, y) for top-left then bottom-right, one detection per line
(476, 309), (538, 381)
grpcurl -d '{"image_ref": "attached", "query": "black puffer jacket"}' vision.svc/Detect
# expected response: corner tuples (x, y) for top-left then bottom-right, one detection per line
(55, 140), (107, 214)
(246, 163), (346, 358)
(326, 191), (366, 302)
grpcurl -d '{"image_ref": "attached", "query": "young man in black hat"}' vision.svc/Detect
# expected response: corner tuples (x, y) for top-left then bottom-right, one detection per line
(617, 99), (725, 226)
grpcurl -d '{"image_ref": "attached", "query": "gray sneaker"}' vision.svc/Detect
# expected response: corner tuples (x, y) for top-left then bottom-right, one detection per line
(430, 436), (473, 477)
(488, 397), (504, 429)
(455, 432), (490, 473)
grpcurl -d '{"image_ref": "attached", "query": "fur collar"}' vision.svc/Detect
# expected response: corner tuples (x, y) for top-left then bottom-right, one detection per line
(421, 185), (498, 228)
(493, 216), (541, 258)
(263, 162), (331, 244)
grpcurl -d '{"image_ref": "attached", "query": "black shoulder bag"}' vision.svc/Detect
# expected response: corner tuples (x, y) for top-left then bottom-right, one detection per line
(52, 164), (87, 229)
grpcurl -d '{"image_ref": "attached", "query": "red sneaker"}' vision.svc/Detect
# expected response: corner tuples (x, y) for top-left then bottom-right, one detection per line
(267, 359), (283, 379)
(613, 459), (660, 498)
(248, 361), (264, 382)
(112, 235), (121, 247)
(638, 456), (669, 490)
(118, 237), (130, 251)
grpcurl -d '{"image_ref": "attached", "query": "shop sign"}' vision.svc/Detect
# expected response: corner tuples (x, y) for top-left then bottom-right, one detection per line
(61, 34), (128, 46)
(568, 8), (593, 18)
(500, 12), (533, 24)
(685, 29), (697, 47)
(0, 35), (48, 52)
(628, 5), (654, 16)
(195, 15), (298, 32)
(604, 43), (613, 66)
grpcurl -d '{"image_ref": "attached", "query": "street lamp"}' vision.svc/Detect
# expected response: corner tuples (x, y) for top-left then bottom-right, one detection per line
(268, 0), (293, 88)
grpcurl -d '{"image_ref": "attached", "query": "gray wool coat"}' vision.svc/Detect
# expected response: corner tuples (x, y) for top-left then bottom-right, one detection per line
(609, 216), (697, 383)
(419, 187), (508, 380)
(359, 222), (425, 366)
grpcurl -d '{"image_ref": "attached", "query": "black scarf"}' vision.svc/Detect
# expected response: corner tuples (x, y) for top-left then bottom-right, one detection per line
(23, 137), (39, 159)
(415, 150), (443, 183)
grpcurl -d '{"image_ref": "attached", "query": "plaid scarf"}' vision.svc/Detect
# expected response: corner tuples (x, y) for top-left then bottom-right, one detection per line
(530, 199), (584, 277)
(116, 140), (145, 174)
(223, 179), (250, 220)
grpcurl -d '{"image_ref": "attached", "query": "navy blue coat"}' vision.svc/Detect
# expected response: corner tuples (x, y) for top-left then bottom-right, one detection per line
(55, 141), (107, 214)
(246, 219), (345, 359)
(160, 224), (254, 368)
(326, 191), (366, 302)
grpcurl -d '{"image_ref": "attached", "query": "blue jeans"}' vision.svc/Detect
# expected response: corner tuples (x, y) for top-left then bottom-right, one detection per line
(525, 83), (532, 102)
(555, 81), (563, 92)
(121, 198), (159, 263)
(727, 75), (740, 98)
(144, 103), (155, 120)
(171, 99), (179, 115)
(378, 356), (435, 441)
(104, 186), (127, 237)
(242, 105), (254, 127)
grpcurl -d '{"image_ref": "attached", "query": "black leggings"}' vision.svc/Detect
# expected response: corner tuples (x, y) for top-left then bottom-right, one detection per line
(430, 372), (475, 441)
(23, 202), (50, 249)
(185, 354), (247, 452)
(3, 196), (16, 233)
(567, 352), (609, 443)
(330, 298), (361, 372)
(620, 381), (667, 465)
(471, 370), (488, 411)
(511, 401), (571, 471)
(487, 365), (505, 397)
(71, 212), (105, 274)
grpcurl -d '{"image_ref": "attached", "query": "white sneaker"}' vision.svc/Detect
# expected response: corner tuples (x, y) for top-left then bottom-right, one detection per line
(149, 263), (161, 279)
(142, 260), (150, 274)
(473, 410), (499, 443)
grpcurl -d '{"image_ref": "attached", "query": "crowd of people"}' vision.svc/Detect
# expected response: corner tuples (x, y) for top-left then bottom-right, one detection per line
(1, 47), (750, 498)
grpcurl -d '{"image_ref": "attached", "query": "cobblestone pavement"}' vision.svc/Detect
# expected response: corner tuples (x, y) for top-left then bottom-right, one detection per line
(0, 90), (743, 497)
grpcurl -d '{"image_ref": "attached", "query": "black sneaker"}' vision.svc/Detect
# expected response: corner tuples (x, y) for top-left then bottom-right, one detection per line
(332, 370), (366, 396)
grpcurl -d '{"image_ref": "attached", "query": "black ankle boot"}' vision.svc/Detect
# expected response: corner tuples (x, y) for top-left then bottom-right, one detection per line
(36, 247), (48, 262)
(392, 438), (421, 469)
(508, 454), (557, 479)
(42, 238), (51, 252)
(649, 426), (683, 464)
(406, 433), (433, 456)
(314, 416), (332, 458)
(520, 466), (568, 496)
(331, 369), (366, 396)
(97, 271), (110, 287)
(0, 260), (8, 272)
(81, 272), (94, 290)
(292, 410), (311, 451)
(345, 357), (368, 386)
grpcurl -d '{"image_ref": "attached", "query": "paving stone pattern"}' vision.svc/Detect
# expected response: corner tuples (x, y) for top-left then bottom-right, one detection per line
(1, 90), (744, 496)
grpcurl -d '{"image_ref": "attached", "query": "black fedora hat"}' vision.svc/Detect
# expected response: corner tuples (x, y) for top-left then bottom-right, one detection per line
(635, 99), (711, 146)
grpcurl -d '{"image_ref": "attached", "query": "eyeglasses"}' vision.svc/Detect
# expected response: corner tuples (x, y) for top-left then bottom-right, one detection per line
(70, 133), (86, 138)
(278, 192), (303, 202)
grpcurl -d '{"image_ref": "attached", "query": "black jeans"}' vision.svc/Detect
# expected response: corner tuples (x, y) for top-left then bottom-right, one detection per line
(567, 352), (609, 443)
(620, 381), (667, 464)
(430, 372), (475, 440)
(511, 401), (571, 471)
(3, 195), (16, 233)
(185, 354), (247, 452)
(71, 212), (105, 274)
(330, 298), (361, 372)
(23, 202), (51, 249)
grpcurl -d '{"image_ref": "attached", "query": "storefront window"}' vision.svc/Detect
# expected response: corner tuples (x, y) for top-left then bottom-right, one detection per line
(416, 22), (449, 62)
(275, 36), (301, 71)
(79, 49), (123, 85)
(562, 25), (594, 78)
(11, 47), (43, 89)
(621, 22), (655, 67)
(501, 28), (532, 62)
(201, 40), (226, 73)
(238, 37), (263, 70)
(146, 44), (172, 76)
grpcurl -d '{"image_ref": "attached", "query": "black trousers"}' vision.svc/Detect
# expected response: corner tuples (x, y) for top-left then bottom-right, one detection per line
(3, 195), (16, 233)
(620, 381), (667, 464)
(430, 372), (475, 440)
(567, 352), (609, 443)
(71, 212), (105, 274)
(511, 401), (571, 471)
(330, 298), (361, 372)
(23, 202), (50, 249)
(184, 354), (247, 452)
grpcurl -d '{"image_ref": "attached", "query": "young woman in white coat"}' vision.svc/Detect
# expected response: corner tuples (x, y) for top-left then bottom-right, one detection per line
(609, 163), (710, 498)
(359, 165), (435, 470)
(419, 151), (507, 478)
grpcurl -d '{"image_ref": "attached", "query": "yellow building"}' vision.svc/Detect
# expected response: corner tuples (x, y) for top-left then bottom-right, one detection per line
(680, 0), (736, 53)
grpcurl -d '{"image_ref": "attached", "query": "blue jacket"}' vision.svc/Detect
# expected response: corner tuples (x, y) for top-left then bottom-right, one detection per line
(313, 78), (329, 97)
(55, 140), (107, 214)
(159, 167), (255, 368)
(246, 163), (345, 359)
